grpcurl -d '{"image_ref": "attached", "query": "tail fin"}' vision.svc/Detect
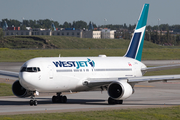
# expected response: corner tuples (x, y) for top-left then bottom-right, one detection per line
(124, 4), (149, 61)
(51, 23), (56, 31)
(3, 21), (8, 30)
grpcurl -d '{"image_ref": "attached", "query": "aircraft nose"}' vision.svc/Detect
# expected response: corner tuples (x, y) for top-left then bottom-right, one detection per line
(19, 72), (32, 88)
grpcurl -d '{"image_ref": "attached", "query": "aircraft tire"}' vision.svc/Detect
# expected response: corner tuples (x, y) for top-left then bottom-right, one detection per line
(108, 97), (116, 104)
(29, 100), (34, 106)
(33, 100), (38, 106)
(62, 96), (67, 103)
(108, 97), (123, 105)
(52, 96), (57, 103)
(52, 95), (67, 103)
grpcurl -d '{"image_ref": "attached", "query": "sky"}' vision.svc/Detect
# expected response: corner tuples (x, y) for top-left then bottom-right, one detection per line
(0, 0), (180, 26)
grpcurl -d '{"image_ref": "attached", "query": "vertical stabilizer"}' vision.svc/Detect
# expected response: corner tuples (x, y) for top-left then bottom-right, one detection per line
(52, 23), (56, 31)
(3, 21), (8, 30)
(124, 4), (149, 61)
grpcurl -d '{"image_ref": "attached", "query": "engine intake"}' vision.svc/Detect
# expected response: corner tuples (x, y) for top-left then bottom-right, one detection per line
(12, 80), (32, 97)
(108, 80), (133, 100)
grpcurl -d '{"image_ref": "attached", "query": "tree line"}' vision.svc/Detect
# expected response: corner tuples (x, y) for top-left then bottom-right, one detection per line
(1, 19), (180, 32)
(0, 19), (97, 30)
(1, 18), (180, 46)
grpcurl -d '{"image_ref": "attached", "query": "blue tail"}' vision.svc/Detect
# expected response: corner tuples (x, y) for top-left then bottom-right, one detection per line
(52, 23), (56, 31)
(124, 4), (149, 61)
(3, 21), (8, 30)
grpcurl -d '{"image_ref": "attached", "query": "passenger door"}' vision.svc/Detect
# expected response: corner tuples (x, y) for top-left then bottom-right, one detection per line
(47, 65), (53, 80)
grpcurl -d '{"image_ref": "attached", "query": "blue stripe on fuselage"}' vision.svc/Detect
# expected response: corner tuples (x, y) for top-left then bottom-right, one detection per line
(125, 32), (141, 59)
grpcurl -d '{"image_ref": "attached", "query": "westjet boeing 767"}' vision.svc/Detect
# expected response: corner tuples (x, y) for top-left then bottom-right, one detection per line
(2, 4), (180, 106)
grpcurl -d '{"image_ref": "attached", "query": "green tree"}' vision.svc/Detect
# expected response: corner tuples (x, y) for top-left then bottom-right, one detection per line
(123, 23), (127, 29)
(63, 21), (71, 28)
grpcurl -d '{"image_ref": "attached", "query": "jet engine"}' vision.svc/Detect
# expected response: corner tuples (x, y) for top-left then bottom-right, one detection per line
(107, 81), (133, 100)
(12, 80), (32, 97)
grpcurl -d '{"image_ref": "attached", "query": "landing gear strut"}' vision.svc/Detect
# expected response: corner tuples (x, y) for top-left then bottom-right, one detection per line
(108, 97), (123, 104)
(29, 93), (37, 106)
(52, 92), (67, 103)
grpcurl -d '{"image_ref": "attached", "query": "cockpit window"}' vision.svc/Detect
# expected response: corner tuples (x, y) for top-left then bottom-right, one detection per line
(20, 67), (41, 72)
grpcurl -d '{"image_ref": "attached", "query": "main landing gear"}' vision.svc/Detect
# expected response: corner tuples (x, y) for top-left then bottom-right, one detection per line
(108, 97), (123, 104)
(52, 92), (67, 103)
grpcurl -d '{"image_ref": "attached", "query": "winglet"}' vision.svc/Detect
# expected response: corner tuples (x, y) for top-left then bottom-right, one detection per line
(124, 4), (149, 61)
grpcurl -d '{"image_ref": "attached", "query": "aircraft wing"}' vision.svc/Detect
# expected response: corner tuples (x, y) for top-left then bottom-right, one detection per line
(85, 74), (180, 88)
(127, 74), (180, 83)
(0, 70), (19, 78)
(142, 64), (180, 72)
(85, 78), (119, 87)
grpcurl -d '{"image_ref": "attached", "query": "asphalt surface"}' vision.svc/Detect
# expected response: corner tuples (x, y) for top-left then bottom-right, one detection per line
(0, 61), (180, 115)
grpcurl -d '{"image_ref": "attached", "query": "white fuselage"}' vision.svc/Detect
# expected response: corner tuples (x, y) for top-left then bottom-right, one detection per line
(19, 56), (147, 93)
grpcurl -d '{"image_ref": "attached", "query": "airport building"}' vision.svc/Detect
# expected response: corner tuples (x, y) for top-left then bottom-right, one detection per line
(101, 29), (115, 39)
(4, 29), (83, 38)
(82, 31), (101, 39)
(31, 30), (52, 36)
(4, 30), (31, 36)
(52, 30), (83, 38)
(3, 28), (115, 39)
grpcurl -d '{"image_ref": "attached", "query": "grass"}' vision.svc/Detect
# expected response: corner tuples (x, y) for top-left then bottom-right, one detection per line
(1, 36), (162, 49)
(144, 68), (180, 76)
(0, 36), (179, 62)
(43, 36), (161, 49)
(0, 83), (13, 96)
(142, 48), (180, 60)
(1, 48), (180, 62)
(1, 106), (180, 120)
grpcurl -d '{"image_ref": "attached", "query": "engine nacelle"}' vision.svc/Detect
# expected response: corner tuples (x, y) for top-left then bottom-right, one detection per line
(107, 80), (133, 100)
(12, 80), (32, 97)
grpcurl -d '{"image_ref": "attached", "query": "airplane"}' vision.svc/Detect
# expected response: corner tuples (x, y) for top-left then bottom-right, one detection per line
(51, 23), (56, 31)
(2, 21), (8, 30)
(1, 3), (180, 106)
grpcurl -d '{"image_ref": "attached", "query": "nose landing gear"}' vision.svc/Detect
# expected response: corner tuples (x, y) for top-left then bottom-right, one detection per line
(29, 99), (37, 106)
(29, 91), (39, 106)
(29, 95), (37, 106)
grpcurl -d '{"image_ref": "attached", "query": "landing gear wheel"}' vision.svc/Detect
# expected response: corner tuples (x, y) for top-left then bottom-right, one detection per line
(108, 97), (123, 105)
(29, 100), (34, 106)
(52, 96), (56, 103)
(62, 96), (67, 103)
(108, 97), (116, 104)
(29, 100), (38, 106)
(29, 91), (38, 106)
(52, 93), (67, 103)
(33, 100), (38, 106)
(118, 100), (123, 104)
